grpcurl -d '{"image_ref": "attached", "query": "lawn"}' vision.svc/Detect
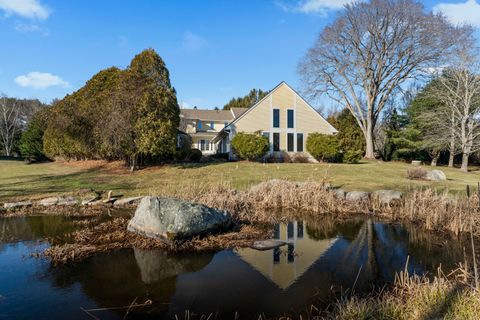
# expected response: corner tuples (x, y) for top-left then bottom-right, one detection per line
(1, 159), (480, 202)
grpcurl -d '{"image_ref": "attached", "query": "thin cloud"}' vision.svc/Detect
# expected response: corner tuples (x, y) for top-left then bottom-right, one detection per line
(276, 0), (354, 16)
(0, 0), (50, 20)
(433, 0), (480, 27)
(182, 30), (208, 52)
(15, 72), (69, 89)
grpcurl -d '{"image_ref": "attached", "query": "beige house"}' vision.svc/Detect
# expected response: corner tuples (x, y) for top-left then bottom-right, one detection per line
(180, 81), (337, 158)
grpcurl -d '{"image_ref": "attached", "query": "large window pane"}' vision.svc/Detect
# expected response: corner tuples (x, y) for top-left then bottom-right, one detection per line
(297, 133), (304, 152)
(287, 109), (294, 128)
(287, 133), (294, 152)
(273, 109), (280, 128)
(273, 133), (280, 151)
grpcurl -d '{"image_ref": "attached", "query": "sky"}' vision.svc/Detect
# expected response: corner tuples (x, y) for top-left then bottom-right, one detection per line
(0, 0), (479, 110)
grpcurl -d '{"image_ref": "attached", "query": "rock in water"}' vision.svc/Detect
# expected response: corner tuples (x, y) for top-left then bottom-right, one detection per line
(127, 197), (232, 241)
(252, 240), (286, 250)
(426, 170), (447, 181)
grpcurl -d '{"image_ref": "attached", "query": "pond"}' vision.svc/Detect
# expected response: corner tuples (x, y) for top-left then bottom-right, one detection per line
(0, 213), (471, 319)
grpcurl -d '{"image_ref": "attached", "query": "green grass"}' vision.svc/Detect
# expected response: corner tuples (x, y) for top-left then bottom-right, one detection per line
(1, 159), (480, 202)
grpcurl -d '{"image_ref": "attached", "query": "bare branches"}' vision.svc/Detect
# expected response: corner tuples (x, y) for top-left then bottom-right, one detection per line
(299, 0), (471, 159)
(0, 95), (21, 156)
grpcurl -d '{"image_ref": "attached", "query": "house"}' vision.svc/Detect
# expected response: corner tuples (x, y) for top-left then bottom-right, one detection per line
(180, 81), (337, 158)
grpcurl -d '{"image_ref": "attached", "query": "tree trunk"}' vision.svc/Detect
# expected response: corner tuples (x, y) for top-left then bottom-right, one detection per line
(448, 152), (454, 167)
(431, 155), (439, 166)
(364, 122), (375, 159)
(461, 153), (469, 172)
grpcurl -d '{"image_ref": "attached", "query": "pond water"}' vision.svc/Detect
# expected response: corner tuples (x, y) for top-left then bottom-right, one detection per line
(0, 214), (471, 319)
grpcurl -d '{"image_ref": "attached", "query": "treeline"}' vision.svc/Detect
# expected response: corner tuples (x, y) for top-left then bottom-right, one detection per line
(21, 49), (181, 169)
(223, 88), (267, 110)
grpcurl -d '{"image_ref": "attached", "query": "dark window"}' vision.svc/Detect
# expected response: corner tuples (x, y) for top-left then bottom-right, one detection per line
(273, 133), (280, 151)
(273, 109), (280, 128)
(273, 224), (280, 239)
(297, 133), (304, 152)
(287, 133), (294, 152)
(273, 247), (281, 264)
(200, 139), (205, 151)
(287, 244), (294, 263)
(297, 221), (304, 239)
(198, 121), (202, 130)
(287, 109), (294, 128)
(287, 222), (294, 239)
(205, 140), (210, 151)
(210, 121), (214, 129)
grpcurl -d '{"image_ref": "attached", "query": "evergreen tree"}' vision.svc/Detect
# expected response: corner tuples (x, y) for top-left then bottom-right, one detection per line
(223, 89), (268, 110)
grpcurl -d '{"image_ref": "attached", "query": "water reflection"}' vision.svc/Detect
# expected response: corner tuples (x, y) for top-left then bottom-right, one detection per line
(0, 215), (471, 319)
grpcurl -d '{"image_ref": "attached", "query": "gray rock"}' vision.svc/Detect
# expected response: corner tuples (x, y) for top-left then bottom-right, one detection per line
(332, 188), (346, 199)
(3, 201), (32, 209)
(411, 160), (422, 166)
(127, 197), (232, 241)
(426, 170), (447, 181)
(38, 197), (60, 206)
(252, 239), (286, 251)
(114, 196), (144, 207)
(346, 191), (370, 202)
(373, 190), (402, 204)
(57, 196), (77, 206)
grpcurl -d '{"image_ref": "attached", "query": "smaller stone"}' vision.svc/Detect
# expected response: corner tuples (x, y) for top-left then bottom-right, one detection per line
(81, 197), (98, 205)
(411, 160), (422, 166)
(3, 201), (32, 209)
(102, 198), (117, 204)
(57, 197), (77, 206)
(373, 190), (402, 204)
(38, 197), (60, 206)
(346, 191), (370, 202)
(332, 188), (346, 199)
(252, 240), (287, 251)
(114, 196), (144, 207)
(426, 170), (447, 181)
(87, 199), (105, 206)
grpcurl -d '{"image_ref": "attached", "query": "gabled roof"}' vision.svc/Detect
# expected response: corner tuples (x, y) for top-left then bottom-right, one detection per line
(230, 107), (248, 118)
(229, 81), (338, 134)
(180, 109), (234, 122)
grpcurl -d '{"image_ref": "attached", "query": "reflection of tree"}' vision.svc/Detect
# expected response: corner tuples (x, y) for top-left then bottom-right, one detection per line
(0, 216), (78, 243)
(305, 218), (364, 241)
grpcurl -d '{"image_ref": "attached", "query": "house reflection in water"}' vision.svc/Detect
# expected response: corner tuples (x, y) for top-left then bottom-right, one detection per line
(234, 221), (337, 289)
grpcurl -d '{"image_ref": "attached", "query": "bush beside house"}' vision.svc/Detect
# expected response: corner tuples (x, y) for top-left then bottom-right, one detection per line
(306, 133), (342, 163)
(231, 133), (269, 161)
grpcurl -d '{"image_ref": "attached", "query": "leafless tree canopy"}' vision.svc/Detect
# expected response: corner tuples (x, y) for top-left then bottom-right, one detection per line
(299, 0), (472, 158)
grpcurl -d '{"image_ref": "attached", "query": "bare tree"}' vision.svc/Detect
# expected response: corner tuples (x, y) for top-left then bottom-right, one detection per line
(0, 95), (21, 156)
(432, 43), (480, 172)
(299, 0), (470, 159)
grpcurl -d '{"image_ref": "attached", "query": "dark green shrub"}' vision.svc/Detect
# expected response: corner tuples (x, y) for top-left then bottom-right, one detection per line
(187, 148), (202, 162)
(343, 149), (363, 164)
(231, 133), (269, 161)
(306, 133), (341, 163)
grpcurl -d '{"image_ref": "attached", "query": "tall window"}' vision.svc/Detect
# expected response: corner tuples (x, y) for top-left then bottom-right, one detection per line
(210, 121), (214, 129)
(287, 133), (294, 152)
(198, 121), (202, 130)
(273, 133), (280, 151)
(273, 109), (280, 128)
(200, 139), (210, 151)
(297, 133), (304, 152)
(287, 109), (294, 128)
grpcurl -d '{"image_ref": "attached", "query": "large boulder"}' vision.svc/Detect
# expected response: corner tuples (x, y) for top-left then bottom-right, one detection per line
(426, 170), (447, 181)
(127, 197), (232, 241)
(373, 190), (402, 204)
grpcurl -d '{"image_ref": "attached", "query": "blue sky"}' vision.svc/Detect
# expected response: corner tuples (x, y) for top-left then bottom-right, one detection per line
(0, 0), (479, 109)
